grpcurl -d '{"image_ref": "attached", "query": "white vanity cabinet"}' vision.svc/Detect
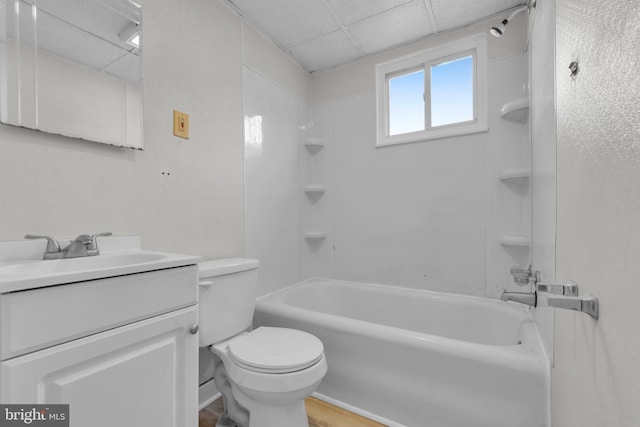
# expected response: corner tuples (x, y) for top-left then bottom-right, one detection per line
(0, 264), (199, 427)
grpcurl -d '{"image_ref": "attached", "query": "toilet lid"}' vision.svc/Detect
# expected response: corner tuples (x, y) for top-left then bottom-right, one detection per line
(228, 327), (324, 374)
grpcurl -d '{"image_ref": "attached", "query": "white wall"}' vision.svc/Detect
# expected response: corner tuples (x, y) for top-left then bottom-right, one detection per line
(242, 23), (311, 104)
(241, 20), (312, 297)
(553, 0), (640, 425)
(325, 90), (489, 294)
(0, 0), (245, 259)
(308, 17), (531, 297)
(242, 66), (305, 297)
(300, 102), (334, 279)
(529, 0), (556, 366)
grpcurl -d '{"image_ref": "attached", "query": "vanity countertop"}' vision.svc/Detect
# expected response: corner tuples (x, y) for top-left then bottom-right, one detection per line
(0, 236), (200, 293)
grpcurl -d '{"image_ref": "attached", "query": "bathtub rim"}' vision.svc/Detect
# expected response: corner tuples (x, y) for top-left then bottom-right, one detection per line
(255, 277), (549, 374)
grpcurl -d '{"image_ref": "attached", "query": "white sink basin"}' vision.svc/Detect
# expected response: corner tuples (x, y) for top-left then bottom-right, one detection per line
(0, 253), (167, 275)
(0, 237), (200, 293)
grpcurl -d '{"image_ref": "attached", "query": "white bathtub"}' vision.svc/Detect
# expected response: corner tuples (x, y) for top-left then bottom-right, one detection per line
(254, 278), (549, 427)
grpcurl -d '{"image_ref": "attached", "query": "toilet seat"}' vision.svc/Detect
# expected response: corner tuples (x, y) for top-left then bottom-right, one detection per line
(227, 327), (324, 374)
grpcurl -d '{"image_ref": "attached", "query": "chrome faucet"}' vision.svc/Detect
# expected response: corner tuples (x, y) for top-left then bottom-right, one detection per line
(24, 234), (63, 259)
(25, 232), (112, 259)
(500, 291), (537, 307)
(503, 266), (599, 319)
(87, 232), (112, 256)
(64, 234), (93, 258)
(547, 293), (599, 319)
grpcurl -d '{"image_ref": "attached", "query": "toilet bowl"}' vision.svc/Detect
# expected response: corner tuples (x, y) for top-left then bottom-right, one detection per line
(198, 259), (326, 427)
(211, 327), (327, 427)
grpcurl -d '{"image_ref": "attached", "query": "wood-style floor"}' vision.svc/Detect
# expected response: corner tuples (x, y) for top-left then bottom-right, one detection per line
(199, 397), (387, 427)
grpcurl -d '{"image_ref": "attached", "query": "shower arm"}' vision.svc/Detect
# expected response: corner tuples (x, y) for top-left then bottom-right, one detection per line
(505, 5), (529, 24)
(490, 1), (535, 37)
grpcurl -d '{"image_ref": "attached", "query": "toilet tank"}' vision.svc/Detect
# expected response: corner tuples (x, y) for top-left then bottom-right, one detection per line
(198, 258), (259, 347)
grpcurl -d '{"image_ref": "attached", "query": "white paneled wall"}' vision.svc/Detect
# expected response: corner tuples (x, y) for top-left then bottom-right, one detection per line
(244, 54), (531, 298)
(242, 26), (532, 300)
(307, 52), (530, 297)
(299, 103), (334, 279)
(328, 91), (488, 294)
(529, 0), (556, 363)
(243, 66), (303, 297)
(485, 53), (531, 298)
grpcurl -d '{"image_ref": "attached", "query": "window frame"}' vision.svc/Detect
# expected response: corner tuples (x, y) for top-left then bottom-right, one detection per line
(375, 34), (487, 147)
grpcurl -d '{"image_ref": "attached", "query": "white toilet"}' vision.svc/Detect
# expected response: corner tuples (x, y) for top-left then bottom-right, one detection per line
(198, 258), (327, 427)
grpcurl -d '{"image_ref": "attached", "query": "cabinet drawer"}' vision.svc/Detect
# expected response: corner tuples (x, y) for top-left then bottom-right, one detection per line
(0, 265), (197, 360)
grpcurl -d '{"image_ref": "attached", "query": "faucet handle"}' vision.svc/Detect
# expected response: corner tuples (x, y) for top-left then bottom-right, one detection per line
(510, 265), (530, 276)
(88, 232), (112, 255)
(536, 281), (579, 297)
(24, 234), (62, 255)
(510, 265), (535, 286)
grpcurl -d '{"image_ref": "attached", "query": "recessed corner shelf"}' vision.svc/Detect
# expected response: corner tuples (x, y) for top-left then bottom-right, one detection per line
(304, 230), (327, 240)
(499, 234), (530, 247)
(303, 137), (325, 153)
(499, 169), (530, 184)
(304, 185), (327, 196)
(500, 97), (529, 123)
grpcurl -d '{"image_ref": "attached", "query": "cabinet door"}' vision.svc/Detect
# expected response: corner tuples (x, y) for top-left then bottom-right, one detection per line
(1, 306), (198, 427)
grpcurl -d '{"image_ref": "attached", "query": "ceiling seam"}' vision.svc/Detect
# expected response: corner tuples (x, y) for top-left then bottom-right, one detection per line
(317, 0), (367, 58)
(422, 0), (439, 33)
(228, 0), (527, 73)
(223, 0), (313, 72)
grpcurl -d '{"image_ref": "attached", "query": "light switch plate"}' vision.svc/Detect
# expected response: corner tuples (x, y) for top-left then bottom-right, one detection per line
(173, 110), (189, 139)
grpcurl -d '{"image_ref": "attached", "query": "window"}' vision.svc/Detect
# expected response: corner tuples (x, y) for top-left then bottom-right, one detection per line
(376, 34), (487, 147)
(388, 68), (425, 135)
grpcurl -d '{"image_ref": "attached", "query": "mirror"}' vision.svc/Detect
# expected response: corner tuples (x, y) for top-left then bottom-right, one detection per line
(0, 0), (143, 149)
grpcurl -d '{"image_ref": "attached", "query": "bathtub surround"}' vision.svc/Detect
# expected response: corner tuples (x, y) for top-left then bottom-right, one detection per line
(238, 18), (313, 298)
(529, 0), (557, 367)
(311, 52), (529, 298)
(306, 51), (530, 298)
(241, 12), (549, 425)
(242, 67), (308, 297)
(243, 11), (532, 299)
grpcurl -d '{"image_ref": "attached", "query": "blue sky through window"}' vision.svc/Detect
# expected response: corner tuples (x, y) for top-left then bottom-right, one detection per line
(431, 55), (473, 127)
(388, 55), (473, 136)
(389, 69), (424, 136)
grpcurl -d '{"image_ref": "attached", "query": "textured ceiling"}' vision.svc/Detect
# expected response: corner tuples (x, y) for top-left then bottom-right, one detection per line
(227, 0), (523, 72)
